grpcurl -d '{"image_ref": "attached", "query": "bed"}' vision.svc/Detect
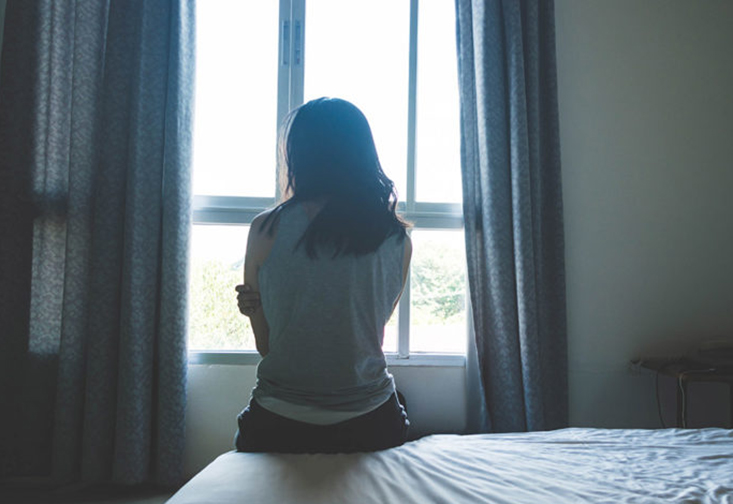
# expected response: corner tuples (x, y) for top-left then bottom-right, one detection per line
(167, 428), (733, 503)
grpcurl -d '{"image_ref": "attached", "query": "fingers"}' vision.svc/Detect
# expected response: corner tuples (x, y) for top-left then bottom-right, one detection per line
(237, 291), (260, 304)
(238, 298), (259, 316)
(238, 302), (259, 316)
(236, 284), (261, 316)
(237, 294), (260, 306)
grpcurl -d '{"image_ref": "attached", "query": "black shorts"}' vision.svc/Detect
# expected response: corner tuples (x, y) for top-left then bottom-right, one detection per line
(235, 392), (409, 454)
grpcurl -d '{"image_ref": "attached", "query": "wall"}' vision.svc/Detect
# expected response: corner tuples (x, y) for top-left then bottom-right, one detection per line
(0, 0), (6, 81)
(555, 0), (733, 427)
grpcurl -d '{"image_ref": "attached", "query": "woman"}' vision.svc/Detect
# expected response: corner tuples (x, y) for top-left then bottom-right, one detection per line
(234, 98), (411, 454)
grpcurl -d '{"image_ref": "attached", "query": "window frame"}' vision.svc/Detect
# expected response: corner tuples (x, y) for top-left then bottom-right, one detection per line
(190, 0), (467, 366)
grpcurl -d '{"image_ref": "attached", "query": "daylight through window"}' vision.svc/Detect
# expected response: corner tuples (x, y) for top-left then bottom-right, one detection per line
(190, 0), (467, 357)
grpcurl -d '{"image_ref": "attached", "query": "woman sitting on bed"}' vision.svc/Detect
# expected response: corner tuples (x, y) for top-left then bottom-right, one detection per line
(234, 97), (411, 454)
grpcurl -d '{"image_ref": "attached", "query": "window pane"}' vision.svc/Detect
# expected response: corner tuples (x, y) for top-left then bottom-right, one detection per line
(415, 0), (462, 203)
(189, 224), (254, 350)
(383, 311), (398, 353)
(303, 0), (410, 200)
(193, 1), (278, 197)
(410, 229), (467, 353)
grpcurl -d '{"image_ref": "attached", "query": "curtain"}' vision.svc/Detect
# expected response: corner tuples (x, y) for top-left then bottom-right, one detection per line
(456, 0), (568, 432)
(0, 0), (194, 486)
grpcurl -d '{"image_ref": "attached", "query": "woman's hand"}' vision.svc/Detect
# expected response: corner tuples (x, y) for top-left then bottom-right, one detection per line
(235, 284), (261, 316)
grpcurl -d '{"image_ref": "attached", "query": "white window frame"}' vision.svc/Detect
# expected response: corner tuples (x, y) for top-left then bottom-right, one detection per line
(189, 0), (466, 367)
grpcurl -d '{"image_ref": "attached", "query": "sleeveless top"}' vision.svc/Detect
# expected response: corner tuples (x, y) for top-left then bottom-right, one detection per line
(251, 202), (406, 424)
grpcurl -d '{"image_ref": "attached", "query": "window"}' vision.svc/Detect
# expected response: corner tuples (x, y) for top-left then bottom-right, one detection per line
(190, 0), (467, 362)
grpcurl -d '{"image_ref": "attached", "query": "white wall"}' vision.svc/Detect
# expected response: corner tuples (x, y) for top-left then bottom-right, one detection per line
(555, 0), (733, 427)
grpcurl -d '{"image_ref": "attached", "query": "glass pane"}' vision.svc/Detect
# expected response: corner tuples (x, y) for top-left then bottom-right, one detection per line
(415, 0), (462, 203)
(193, 1), (278, 197)
(410, 229), (467, 353)
(303, 0), (410, 200)
(383, 310), (398, 353)
(188, 224), (255, 350)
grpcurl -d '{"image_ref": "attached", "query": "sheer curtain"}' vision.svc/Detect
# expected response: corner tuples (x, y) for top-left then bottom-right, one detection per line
(456, 0), (568, 432)
(0, 0), (194, 486)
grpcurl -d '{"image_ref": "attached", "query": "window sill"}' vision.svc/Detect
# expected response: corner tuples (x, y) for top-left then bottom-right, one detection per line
(187, 350), (466, 367)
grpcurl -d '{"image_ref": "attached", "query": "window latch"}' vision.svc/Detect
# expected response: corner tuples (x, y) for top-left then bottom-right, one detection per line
(281, 20), (290, 66)
(294, 20), (302, 66)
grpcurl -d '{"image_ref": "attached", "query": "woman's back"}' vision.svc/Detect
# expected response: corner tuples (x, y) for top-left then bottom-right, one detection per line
(253, 201), (406, 412)
(236, 97), (410, 452)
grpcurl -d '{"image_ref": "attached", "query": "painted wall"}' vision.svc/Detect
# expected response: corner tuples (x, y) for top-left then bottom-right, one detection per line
(0, 0), (6, 81)
(184, 0), (733, 475)
(555, 0), (733, 427)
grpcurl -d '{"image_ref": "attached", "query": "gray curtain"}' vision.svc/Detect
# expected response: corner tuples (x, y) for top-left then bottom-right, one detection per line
(0, 0), (194, 486)
(456, 0), (568, 432)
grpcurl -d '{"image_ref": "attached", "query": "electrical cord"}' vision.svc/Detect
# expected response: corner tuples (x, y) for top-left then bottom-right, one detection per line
(677, 367), (716, 429)
(678, 374), (687, 428)
(656, 371), (666, 428)
(654, 361), (717, 429)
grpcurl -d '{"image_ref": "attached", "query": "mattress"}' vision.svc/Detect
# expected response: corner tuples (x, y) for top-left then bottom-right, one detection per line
(167, 428), (733, 503)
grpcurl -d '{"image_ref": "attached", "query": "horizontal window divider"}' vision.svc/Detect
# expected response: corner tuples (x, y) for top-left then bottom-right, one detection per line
(188, 350), (262, 366)
(386, 353), (466, 367)
(187, 350), (466, 367)
(193, 195), (276, 211)
(396, 201), (462, 214)
(193, 209), (266, 225)
(400, 212), (464, 229)
(193, 196), (464, 229)
(194, 209), (464, 229)
(196, 197), (461, 216)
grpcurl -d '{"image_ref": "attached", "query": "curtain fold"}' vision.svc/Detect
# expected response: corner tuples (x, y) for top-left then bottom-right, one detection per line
(456, 0), (568, 432)
(0, 0), (194, 486)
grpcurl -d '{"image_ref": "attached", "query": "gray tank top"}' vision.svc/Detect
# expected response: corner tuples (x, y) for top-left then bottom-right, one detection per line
(252, 202), (405, 413)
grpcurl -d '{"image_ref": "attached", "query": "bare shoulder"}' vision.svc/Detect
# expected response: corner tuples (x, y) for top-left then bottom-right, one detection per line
(246, 208), (279, 272)
(403, 232), (413, 257)
(250, 208), (278, 236)
(400, 232), (412, 277)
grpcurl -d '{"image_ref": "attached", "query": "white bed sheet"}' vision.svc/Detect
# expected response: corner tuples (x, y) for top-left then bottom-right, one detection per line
(168, 428), (733, 504)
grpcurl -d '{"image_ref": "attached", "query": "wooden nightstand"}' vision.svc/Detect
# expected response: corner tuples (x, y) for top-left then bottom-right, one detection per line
(635, 358), (733, 428)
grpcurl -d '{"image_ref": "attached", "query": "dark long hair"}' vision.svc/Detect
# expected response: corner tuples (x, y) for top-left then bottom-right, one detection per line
(264, 97), (408, 257)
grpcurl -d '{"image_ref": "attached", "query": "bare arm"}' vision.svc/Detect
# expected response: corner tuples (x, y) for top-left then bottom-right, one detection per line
(391, 233), (412, 315)
(242, 211), (276, 357)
